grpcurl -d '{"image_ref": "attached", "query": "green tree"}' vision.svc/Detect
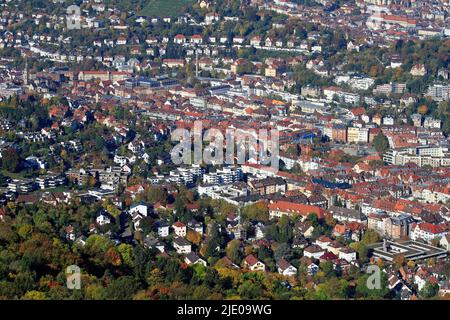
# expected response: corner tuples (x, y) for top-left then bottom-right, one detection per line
(373, 133), (389, 155)
(117, 243), (134, 267)
(315, 278), (350, 300)
(238, 281), (263, 299)
(420, 281), (439, 299)
(104, 276), (141, 300)
(356, 272), (389, 299)
(362, 229), (381, 245)
(225, 239), (242, 265)
(2, 147), (21, 172)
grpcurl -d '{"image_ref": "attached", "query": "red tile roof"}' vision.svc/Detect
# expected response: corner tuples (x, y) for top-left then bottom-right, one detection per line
(244, 254), (260, 266)
(268, 201), (328, 218)
(173, 221), (186, 228)
(416, 222), (446, 235)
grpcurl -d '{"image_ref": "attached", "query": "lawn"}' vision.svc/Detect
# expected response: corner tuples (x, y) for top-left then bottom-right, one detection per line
(31, 185), (69, 194)
(140, 0), (196, 18)
(1, 169), (31, 180)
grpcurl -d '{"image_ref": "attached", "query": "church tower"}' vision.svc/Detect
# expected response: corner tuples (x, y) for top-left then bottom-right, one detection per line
(23, 59), (29, 85)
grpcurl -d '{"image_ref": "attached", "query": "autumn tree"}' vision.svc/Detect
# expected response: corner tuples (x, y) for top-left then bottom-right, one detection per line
(418, 104), (428, 115)
(393, 254), (406, 269)
(186, 230), (202, 246)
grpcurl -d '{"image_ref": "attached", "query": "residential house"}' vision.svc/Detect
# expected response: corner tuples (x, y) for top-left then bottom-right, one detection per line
(410, 64), (427, 77)
(440, 234), (450, 251)
(329, 206), (367, 224)
(144, 237), (165, 253)
(411, 222), (448, 243)
(248, 177), (286, 195)
(243, 254), (266, 271)
(315, 236), (332, 250)
(96, 211), (111, 226)
(250, 36), (261, 47)
(188, 219), (203, 234)
(172, 221), (187, 237)
(277, 258), (298, 277)
(338, 247), (357, 262)
(173, 236), (192, 254)
(303, 244), (326, 259)
(294, 221), (314, 238)
(300, 257), (319, 276)
(185, 252), (207, 266)
(129, 202), (148, 216)
(174, 34), (186, 44)
(157, 221), (170, 238)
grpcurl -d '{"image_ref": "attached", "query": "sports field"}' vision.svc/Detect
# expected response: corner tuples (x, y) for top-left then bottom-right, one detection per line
(141, 0), (196, 18)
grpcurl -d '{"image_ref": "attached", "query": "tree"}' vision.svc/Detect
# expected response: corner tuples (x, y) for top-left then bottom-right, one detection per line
(139, 217), (155, 235)
(307, 213), (319, 226)
(1, 147), (21, 172)
(319, 261), (335, 278)
(277, 216), (292, 243)
(373, 133), (389, 155)
(105, 247), (122, 266)
(325, 215), (336, 227)
(356, 273), (389, 299)
(85, 284), (106, 300)
(273, 243), (292, 262)
(357, 243), (369, 263)
(238, 281), (263, 299)
(315, 278), (350, 300)
(418, 104), (428, 115)
(104, 276), (141, 300)
(23, 290), (47, 300)
(420, 281), (439, 299)
(133, 245), (152, 281)
(362, 229), (381, 245)
(407, 260), (416, 270)
(192, 285), (212, 300)
(104, 202), (121, 219)
(393, 254), (406, 269)
(186, 230), (202, 246)
(225, 239), (242, 264)
(117, 243), (134, 267)
(241, 202), (269, 222)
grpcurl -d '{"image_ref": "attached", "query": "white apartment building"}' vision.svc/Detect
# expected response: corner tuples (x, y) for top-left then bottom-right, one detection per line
(411, 223), (448, 243)
(384, 146), (450, 168)
(426, 84), (450, 102)
(202, 167), (243, 185)
(168, 164), (204, 185)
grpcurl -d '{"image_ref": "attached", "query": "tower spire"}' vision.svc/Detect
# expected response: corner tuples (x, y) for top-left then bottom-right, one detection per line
(23, 58), (29, 85)
(195, 47), (199, 78)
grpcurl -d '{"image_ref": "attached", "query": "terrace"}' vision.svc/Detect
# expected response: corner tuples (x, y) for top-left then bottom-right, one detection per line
(368, 240), (448, 262)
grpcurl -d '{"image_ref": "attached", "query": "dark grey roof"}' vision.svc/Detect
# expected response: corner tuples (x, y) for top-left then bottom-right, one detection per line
(185, 252), (201, 263)
(173, 236), (191, 246)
